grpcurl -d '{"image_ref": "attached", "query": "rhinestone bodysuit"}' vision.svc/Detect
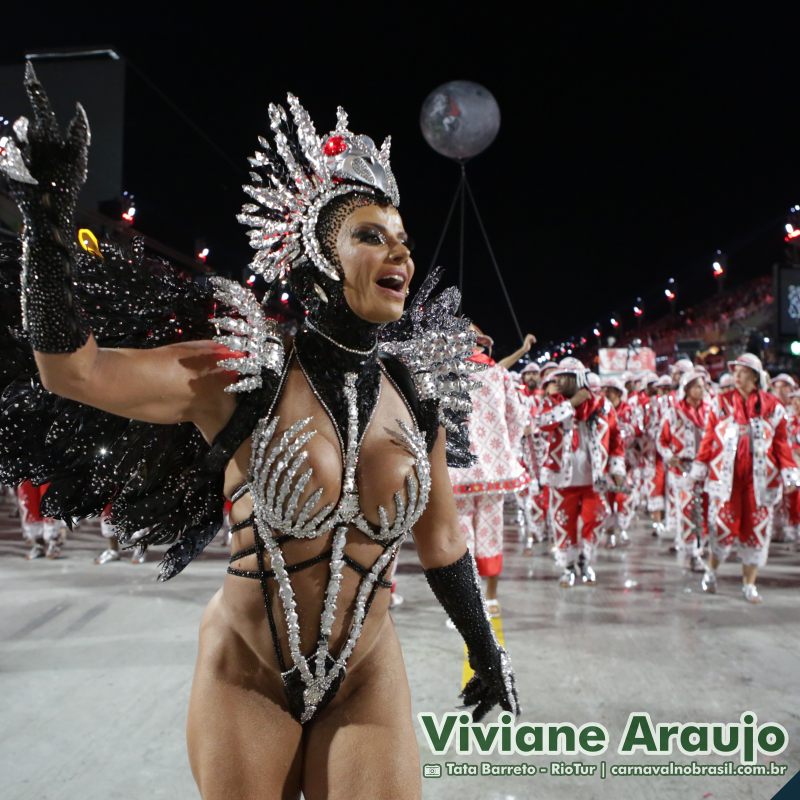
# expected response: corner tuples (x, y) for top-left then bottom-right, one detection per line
(226, 348), (431, 724)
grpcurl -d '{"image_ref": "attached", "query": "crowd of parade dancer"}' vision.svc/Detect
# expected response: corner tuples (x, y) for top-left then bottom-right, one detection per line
(5, 334), (800, 608)
(513, 350), (800, 604)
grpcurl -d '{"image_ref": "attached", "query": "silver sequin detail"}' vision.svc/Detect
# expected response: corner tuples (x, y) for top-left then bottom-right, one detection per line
(0, 133), (38, 185)
(238, 94), (399, 286)
(12, 115), (29, 144)
(304, 319), (377, 356)
(382, 328), (483, 434)
(352, 420), (431, 542)
(248, 368), (426, 723)
(210, 277), (284, 392)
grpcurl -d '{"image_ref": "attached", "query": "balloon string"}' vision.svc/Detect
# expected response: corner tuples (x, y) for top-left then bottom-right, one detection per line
(429, 172), (463, 281)
(458, 163), (466, 306)
(463, 176), (524, 342)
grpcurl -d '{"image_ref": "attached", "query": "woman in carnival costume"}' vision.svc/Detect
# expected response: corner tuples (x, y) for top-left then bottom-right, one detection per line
(0, 66), (518, 799)
(448, 327), (532, 616)
(599, 376), (637, 549)
(657, 368), (711, 571)
(690, 354), (799, 603)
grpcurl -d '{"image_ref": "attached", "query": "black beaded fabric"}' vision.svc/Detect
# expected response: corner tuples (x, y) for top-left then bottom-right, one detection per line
(1, 68), (91, 353)
(424, 551), (497, 666)
(294, 325), (382, 451)
(424, 550), (518, 721)
(288, 192), (391, 447)
(273, 192), (381, 320)
(0, 237), (277, 581)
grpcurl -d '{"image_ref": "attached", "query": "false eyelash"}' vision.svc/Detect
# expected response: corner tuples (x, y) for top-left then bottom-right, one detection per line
(352, 229), (386, 245)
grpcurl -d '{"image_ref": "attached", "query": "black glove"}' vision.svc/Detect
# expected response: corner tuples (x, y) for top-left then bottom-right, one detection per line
(0, 61), (91, 352)
(424, 550), (520, 721)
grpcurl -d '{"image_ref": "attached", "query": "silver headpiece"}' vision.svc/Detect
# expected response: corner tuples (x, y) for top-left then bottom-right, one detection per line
(238, 95), (400, 284)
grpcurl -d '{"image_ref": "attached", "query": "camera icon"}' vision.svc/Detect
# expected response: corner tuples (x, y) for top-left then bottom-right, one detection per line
(423, 764), (442, 778)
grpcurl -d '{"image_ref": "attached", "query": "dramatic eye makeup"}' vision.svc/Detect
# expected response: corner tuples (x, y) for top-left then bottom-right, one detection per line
(350, 223), (414, 251)
(351, 225), (387, 245)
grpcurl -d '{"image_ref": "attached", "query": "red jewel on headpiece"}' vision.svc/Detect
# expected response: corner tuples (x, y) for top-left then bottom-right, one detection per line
(323, 136), (348, 157)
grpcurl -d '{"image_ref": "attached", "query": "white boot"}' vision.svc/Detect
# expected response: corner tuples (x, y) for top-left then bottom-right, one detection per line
(742, 584), (763, 604)
(559, 566), (576, 588)
(701, 569), (717, 593)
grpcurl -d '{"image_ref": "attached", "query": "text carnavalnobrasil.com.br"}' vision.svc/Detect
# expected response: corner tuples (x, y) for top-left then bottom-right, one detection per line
(437, 760), (789, 778)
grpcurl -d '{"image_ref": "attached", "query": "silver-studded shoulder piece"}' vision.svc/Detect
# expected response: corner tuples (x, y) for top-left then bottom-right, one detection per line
(380, 267), (483, 467)
(210, 277), (285, 393)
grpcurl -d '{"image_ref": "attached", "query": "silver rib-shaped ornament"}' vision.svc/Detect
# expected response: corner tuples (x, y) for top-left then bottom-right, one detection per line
(246, 368), (428, 723)
(210, 277), (284, 392)
(352, 420), (431, 542)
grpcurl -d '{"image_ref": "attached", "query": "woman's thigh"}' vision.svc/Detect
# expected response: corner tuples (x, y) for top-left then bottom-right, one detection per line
(301, 620), (421, 800)
(187, 591), (304, 800)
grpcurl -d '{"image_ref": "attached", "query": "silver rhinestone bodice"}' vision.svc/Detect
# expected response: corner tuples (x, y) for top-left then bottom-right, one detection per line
(247, 362), (431, 722)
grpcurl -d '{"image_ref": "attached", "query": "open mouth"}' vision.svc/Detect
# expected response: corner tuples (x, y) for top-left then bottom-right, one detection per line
(375, 273), (406, 295)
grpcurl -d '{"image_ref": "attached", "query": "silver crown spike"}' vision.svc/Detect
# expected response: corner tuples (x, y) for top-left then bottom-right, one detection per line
(238, 94), (399, 286)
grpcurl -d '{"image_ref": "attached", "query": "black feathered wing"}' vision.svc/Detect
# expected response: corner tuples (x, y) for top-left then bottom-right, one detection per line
(0, 237), (282, 580)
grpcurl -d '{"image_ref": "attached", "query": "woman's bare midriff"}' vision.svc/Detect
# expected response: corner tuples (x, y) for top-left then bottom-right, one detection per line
(209, 523), (395, 709)
(196, 359), (417, 714)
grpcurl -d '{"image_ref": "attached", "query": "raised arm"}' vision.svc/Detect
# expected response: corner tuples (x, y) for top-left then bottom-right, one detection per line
(414, 427), (519, 721)
(497, 333), (536, 370)
(1, 64), (235, 434)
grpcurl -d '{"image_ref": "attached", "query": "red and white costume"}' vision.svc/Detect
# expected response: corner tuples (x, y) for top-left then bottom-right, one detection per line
(600, 377), (640, 535)
(785, 393), (800, 541)
(518, 381), (548, 544)
(625, 373), (654, 512)
(16, 480), (60, 545)
(539, 360), (625, 568)
(690, 377), (799, 567)
(769, 373), (798, 542)
(449, 356), (530, 576)
(641, 383), (669, 515)
(657, 371), (710, 559)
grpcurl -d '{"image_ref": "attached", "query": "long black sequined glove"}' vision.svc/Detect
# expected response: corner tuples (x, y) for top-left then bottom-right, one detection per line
(0, 62), (90, 352)
(424, 550), (520, 721)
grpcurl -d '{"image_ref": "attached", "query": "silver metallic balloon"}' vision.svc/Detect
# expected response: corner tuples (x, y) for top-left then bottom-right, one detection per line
(420, 80), (501, 161)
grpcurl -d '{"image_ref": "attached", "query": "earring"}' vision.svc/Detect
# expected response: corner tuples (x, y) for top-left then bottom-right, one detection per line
(404, 287), (410, 296)
(313, 282), (329, 303)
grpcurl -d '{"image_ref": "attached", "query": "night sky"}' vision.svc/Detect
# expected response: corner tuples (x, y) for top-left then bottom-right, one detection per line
(2, 7), (797, 357)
